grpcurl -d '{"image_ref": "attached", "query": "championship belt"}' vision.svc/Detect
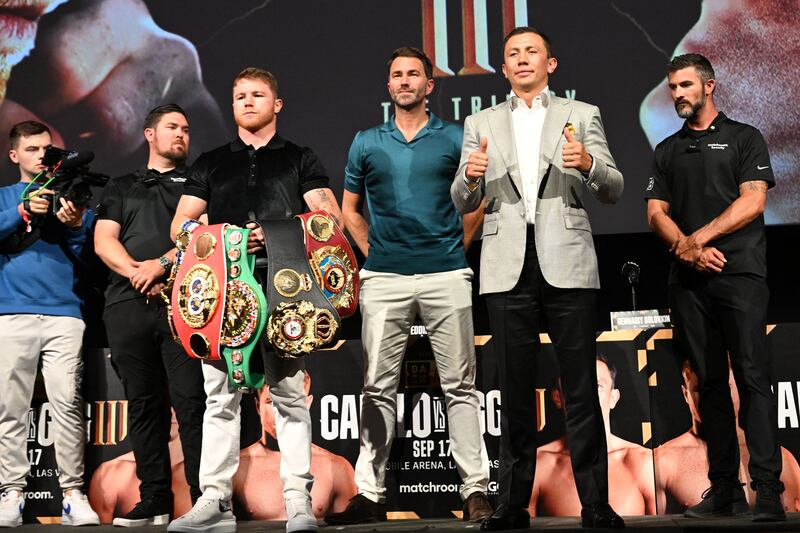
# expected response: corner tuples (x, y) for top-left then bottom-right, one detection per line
(170, 224), (228, 360)
(298, 211), (359, 318)
(258, 218), (341, 357)
(219, 227), (267, 392)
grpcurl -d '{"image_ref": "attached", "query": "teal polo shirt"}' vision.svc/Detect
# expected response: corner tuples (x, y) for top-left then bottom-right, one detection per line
(344, 113), (467, 275)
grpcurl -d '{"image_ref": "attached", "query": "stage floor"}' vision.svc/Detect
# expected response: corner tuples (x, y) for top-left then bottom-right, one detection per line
(15, 514), (800, 533)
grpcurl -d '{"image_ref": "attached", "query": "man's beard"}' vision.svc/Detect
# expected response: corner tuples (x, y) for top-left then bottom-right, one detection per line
(158, 145), (187, 165)
(391, 89), (425, 111)
(675, 94), (705, 119)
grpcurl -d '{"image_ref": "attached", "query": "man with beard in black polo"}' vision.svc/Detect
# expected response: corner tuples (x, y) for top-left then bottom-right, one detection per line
(95, 104), (206, 526)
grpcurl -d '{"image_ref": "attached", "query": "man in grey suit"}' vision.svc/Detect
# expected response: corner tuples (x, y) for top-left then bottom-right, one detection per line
(451, 27), (624, 530)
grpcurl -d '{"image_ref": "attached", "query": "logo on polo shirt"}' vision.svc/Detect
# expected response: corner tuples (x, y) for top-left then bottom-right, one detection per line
(171, 176), (187, 183)
(707, 143), (728, 150)
(757, 165), (770, 170)
(647, 177), (655, 191)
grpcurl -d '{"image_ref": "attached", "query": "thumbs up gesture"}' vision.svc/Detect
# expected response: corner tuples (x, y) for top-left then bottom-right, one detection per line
(466, 137), (489, 180)
(562, 125), (593, 173)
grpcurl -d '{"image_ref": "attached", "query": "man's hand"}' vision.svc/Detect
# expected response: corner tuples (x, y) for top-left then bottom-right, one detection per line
(673, 233), (703, 266)
(466, 137), (489, 180)
(55, 197), (84, 228)
(245, 222), (265, 254)
(26, 188), (53, 215)
(129, 259), (166, 294)
(694, 247), (727, 273)
(562, 127), (593, 173)
(146, 282), (165, 299)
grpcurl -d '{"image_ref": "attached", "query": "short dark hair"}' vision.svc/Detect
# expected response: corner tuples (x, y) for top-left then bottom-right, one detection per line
(386, 46), (433, 79)
(143, 104), (187, 130)
(668, 53), (715, 84)
(597, 353), (617, 388)
(233, 67), (279, 98)
(503, 26), (553, 58)
(9, 121), (51, 149)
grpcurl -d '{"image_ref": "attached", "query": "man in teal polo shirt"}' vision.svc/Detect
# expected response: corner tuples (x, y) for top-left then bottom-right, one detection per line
(324, 47), (492, 525)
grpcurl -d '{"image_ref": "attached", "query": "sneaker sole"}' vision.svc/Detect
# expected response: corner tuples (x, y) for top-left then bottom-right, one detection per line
(61, 515), (100, 527)
(113, 514), (170, 527)
(167, 518), (237, 533)
(0, 518), (23, 528)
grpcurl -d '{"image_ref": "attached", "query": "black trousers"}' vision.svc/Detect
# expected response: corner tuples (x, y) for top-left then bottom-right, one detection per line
(104, 298), (206, 504)
(669, 273), (782, 486)
(485, 227), (608, 509)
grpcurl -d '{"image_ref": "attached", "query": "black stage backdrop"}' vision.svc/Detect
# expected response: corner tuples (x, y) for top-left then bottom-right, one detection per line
(3, 1), (799, 229)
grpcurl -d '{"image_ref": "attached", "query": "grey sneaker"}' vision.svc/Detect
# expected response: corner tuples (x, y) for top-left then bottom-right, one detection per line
(286, 499), (317, 533)
(167, 498), (235, 533)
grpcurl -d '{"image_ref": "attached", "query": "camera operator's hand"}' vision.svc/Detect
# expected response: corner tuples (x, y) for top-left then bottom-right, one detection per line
(129, 259), (166, 294)
(26, 188), (54, 216)
(55, 198), (84, 228)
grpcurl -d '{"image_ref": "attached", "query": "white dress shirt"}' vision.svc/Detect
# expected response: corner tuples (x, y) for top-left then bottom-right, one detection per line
(510, 87), (549, 225)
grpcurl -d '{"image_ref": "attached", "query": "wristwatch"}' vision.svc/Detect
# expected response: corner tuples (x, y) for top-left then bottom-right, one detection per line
(158, 255), (173, 271)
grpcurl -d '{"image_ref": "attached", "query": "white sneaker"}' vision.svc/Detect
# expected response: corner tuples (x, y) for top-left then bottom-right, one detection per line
(0, 490), (24, 528)
(167, 498), (235, 533)
(285, 498), (317, 533)
(61, 490), (100, 526)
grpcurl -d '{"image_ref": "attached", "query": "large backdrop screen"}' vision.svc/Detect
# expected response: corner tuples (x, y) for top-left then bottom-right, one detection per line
(1, 0), (797, 233)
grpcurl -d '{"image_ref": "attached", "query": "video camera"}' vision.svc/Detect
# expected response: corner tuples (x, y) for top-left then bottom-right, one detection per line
(40, 146), (109, 215)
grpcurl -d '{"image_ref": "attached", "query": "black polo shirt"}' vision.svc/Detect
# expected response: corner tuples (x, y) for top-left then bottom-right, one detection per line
(183, 135), (329, 226)
(96, 167), (187, 307)
(645, 112), (775, 282)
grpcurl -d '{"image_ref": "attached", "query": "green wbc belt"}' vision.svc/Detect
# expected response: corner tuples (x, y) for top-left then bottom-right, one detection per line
(219, 227), (267, 391)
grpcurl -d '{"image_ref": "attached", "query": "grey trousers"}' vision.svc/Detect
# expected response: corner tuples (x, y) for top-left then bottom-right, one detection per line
(354, 268), (490, 503)
(0, 314), (87, 492)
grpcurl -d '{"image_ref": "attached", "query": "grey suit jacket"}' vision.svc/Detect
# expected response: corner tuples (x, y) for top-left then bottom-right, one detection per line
(451, 95), (623, 294)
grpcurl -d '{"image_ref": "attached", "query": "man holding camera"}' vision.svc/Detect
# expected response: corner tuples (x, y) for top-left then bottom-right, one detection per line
(0, 121), (99, 527)
(94, 104), (206, 526)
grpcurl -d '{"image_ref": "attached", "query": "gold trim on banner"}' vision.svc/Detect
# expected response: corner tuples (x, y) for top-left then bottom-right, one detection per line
(645, 328), (673, 350)
(641, 422), (652, 445)
(637, 350), (647, 371)
(597, 330), (642, 342)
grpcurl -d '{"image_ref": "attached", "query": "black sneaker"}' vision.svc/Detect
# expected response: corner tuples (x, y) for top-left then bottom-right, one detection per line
(753, 482), (786, 522)
(113, 499), (171, 527)
(324, 495), (386, 525)
(684, 481), (747, 518)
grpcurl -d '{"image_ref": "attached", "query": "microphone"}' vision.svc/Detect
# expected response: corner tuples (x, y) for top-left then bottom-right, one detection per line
(621, 261), (640, 310)
(621, 261), (640, 285)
